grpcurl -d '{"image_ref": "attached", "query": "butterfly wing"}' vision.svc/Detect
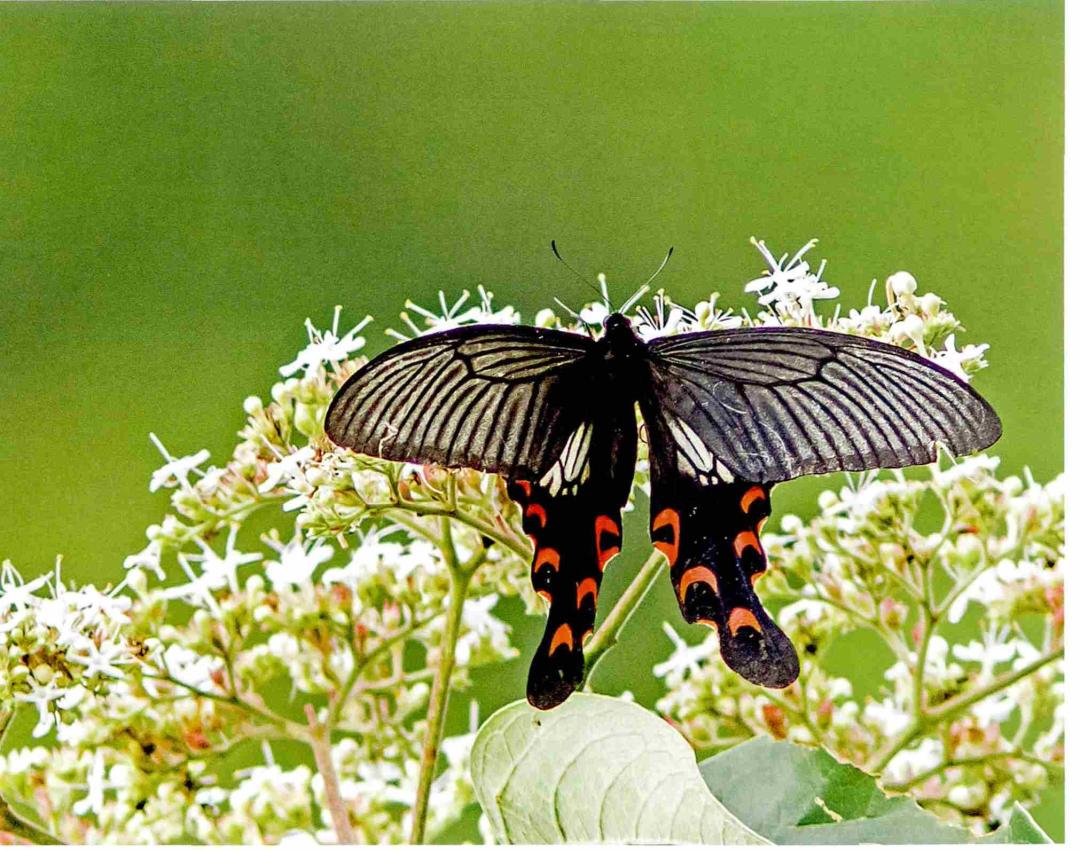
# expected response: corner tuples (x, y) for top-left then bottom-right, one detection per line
(325, 325), (597, 479)
(645, 326), (1001, 483)
(643, 401), (798, 687)
(508, 408), (637, 709)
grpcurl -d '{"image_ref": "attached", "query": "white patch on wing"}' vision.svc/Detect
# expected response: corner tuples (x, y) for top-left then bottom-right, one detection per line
(540, 422), (593, 496)
(670, 418), (733, 485)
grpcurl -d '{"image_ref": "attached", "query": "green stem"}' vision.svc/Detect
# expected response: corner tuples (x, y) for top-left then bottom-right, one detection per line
(885, 751), (1063, 793)
(865, 644), (1063, 775)
(0, 799), (65, 845)
(582, 550), (668, 684)
(925, 645), (1063, 723)
(0, 712), (65, 843)
(409, 519), (472, 844)
(304, 705), (357, 844)
(386, 504), (531, 561)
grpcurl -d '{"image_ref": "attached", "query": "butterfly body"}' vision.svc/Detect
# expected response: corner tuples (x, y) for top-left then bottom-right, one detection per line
(326, 306), (1000, 708)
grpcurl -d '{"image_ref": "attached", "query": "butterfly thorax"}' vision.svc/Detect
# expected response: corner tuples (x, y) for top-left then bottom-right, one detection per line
(599, 312), (646, 364)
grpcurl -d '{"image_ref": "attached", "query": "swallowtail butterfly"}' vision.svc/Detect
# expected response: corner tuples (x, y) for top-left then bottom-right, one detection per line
(324, 308), (1001, 709)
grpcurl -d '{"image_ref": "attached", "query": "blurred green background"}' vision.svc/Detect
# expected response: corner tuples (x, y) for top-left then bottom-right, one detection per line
(0, 0), (1062, 841)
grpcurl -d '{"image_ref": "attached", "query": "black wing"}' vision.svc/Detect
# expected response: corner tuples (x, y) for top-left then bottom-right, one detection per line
(645, 327), (1002, 483)
(325, 325), (596, 479)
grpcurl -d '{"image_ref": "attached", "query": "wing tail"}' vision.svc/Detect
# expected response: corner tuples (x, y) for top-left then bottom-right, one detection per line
(509, 480), (623, 709)
(651, 481), (798, 689)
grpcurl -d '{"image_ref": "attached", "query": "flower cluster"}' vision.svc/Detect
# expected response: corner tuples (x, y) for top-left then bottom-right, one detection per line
(0, 238), (1058, 843)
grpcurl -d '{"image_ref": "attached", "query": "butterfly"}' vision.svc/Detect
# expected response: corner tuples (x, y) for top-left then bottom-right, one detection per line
(324, 310), (1001, 709)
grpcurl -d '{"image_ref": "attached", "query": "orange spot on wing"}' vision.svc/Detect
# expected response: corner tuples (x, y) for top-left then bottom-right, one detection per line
(696, 618), (719, 631)
(576, 578), (598, 609)
(525, 503), (547, 527)
(652, 508), (681, 567)
(727, 607), (762, 635)
(534, 547), (560, 573)
(678, 566), (719, 602)
(516, 480), (532, 498)
(750, 569), (766, 585)
(733, 530), (762, 558)
(549, 623), (574, 656)
(537, 589), (552, 603)
(740, 486), (766, 514)
(595, 515), (620, 569)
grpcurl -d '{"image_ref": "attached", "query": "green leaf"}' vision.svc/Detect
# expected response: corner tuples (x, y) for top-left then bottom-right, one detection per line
(470, 693), (766, 844)
(978, 805), (1053, 844)
(700, 737), (1050, 844)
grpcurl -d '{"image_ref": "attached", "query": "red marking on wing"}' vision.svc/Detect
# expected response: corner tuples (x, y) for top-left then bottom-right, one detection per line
(595, 515), (620, 569)
(652, 508), (681, 567)
(740, 486), (766, 514)
(727, 607), (762, 635)
(537, 589), (552, 603)
(733, 530), (762, 558)
(576, 578), (598, 609)
(534, 547), (560, 573)
(526, 503), (548, 527)
(516, 480), (532, 498)
(549, 623), (574, 655)
(678, 566), (719, 602)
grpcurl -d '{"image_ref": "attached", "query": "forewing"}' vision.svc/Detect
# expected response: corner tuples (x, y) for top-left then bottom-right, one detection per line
(325, 325), (596, 478)
(646, 327), (1002, 482)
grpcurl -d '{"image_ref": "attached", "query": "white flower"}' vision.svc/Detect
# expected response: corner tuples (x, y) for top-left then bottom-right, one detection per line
(73, 750), (107, 817)
(952, 627), (1017, 679)
(279, 306), (371, 378)
(931, 334), (989, 381)
(161, 644), (217, 692)
(16, 682), (68, 737)
(389, 288), (518, 340)
(259, 446), (317, 494)
(633, 295), (688, 341)
(455, 594), (511, 665)
(264, 538), (334, 591)
(68, 635), (131, 679)
(745, 237), (838, 323)
(185, 527), (262, 594)
(148, 433), (211, 492)
(123, 538), (164, 579)
(886, 271), (918, 297)
(863, 695), (911, 738)
(652, 622), (715, 684)
(0, 562), (49, 621)
(970, 692), (1016, 727)
(885, 737), (944, 785)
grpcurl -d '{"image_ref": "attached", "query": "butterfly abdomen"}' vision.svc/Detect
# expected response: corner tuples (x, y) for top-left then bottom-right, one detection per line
(650, 481), (799, 689)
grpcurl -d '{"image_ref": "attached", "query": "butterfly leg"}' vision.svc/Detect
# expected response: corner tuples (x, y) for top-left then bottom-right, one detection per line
(650, 482), (799, 688)
(509, 480), (622, 709)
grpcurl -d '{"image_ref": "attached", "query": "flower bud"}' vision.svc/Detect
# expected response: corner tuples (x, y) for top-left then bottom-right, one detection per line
(887, 271), (918, 296)
(243, 396), (264, 415)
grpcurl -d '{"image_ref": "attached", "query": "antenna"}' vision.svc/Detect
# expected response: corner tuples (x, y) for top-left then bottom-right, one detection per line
(642, 246), (675, 288)
(550, 240), (604, 301)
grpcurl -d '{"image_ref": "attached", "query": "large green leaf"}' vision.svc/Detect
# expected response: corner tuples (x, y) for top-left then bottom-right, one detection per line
(470, 693), (765, 844)
(700, 736), (1050, 844)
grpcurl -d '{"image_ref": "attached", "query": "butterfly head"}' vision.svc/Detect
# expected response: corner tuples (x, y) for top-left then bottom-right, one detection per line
(602, 312), (632, 333)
